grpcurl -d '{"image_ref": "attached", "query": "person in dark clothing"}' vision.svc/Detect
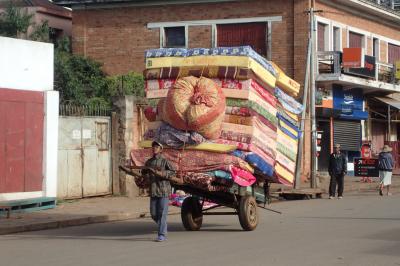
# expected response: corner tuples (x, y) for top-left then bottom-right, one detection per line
(143, 141), (175, 242)
(328, 144), (347, 199)
(378, 145), (394, 196)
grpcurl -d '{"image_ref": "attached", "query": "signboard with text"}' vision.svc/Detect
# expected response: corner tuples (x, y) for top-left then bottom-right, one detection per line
(343, 48), (365, 68)
(354, 158), (379, 177)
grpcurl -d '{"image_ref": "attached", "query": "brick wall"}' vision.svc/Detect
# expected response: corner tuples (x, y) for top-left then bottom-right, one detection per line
(71, 0), (297, 76)
(315, 1), (400, 63)
(188, 25), (212, 48)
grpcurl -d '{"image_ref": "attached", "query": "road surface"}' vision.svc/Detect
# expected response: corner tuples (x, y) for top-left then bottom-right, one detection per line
(1, 193), (400, 266)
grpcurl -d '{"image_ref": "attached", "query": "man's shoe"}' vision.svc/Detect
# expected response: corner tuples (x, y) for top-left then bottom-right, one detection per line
(338, 196), (343, 199)
(329, 196), (334, 199)
(156, 235), (166, 242)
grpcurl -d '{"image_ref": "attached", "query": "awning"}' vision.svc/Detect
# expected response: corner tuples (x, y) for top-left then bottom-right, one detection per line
(374, 96), (400, 110)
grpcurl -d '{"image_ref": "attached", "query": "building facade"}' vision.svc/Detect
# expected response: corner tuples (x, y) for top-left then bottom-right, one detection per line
(0, 0), (72, 43)
(54, 0), (400, 178)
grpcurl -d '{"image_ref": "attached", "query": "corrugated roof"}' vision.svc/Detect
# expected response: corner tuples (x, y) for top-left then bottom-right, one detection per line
(374, 96), (400, 110)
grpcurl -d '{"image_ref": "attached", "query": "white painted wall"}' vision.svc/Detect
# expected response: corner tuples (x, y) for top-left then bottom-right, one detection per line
(44, 91), (59, 198)
(0, 37), (53, 91)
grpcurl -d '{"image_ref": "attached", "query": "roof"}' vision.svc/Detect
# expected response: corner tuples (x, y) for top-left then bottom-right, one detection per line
(52, 0), (239, 8)
(374, 96), (400, 110)
(0, 0), (71, 18)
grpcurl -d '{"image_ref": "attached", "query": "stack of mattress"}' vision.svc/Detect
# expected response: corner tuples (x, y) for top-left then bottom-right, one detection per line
(132, 46), (302, 190)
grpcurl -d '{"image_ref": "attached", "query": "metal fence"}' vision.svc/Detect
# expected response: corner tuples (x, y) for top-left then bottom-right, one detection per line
(59, 104), (112, 117)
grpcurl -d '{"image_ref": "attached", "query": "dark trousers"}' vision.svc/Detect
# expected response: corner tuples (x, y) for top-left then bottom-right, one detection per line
(329, 174), (344, 197)
(150, 197), (169, 237)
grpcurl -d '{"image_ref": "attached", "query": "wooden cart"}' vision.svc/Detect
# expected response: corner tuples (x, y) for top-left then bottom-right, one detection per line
(173, 183), (273, 231)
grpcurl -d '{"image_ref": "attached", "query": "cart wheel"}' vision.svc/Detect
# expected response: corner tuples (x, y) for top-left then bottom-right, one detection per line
(238, 196), (258, 231)
(181, 197), (203, 231)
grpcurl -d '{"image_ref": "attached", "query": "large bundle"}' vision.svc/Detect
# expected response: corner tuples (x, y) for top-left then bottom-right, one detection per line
(132, 46), (303, 192)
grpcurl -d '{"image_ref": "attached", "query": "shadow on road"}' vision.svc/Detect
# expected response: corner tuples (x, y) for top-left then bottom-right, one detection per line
(2, 219), (236, 242)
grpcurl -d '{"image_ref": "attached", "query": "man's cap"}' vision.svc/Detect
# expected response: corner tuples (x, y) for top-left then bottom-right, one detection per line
(151, 140), (163, 149)
(382, 145), (392, 152)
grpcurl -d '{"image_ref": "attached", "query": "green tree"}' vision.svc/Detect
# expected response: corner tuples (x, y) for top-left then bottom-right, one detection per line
(0, 2), (50, 42)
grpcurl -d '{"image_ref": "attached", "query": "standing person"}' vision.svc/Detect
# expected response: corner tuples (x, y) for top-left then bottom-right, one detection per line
(328, 144), (347, 199)
(143, 141), (175, 242)
(378, 145), (394, 196)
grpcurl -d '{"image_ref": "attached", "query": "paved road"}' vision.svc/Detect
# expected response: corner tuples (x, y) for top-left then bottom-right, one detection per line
(2, 193), (400, 266)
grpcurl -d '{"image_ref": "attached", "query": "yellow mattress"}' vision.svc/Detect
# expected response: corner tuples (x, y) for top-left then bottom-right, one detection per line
(275, 163), (295, 184)
(147, 88), (252, 99)
(139, 140), (236, 153)
(271, 62), (300, 97)
(145, 56), (277, 89)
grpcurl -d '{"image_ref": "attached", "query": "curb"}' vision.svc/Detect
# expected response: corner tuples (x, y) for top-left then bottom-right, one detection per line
(0, 210), (181, 235)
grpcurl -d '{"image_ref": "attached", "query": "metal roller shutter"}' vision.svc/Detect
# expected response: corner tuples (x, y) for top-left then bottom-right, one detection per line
(333, 120), (361, 151)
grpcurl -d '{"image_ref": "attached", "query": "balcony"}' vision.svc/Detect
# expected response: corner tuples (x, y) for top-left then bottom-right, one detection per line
(316, 51), (400, 93)
(364, 0), (400, 10)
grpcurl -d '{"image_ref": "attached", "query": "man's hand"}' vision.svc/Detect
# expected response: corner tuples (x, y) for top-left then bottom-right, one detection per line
(148, 168), (166, 178)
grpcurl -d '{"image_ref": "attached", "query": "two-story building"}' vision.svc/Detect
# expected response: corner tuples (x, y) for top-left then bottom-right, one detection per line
(53, 0), (400, 178)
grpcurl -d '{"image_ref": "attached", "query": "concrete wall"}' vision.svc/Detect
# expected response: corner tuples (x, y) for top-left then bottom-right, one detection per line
(113, 96), (144, 197)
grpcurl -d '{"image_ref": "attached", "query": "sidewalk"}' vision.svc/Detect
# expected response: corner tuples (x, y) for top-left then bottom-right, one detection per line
(1, 175), (399, 235)
(0, 196), (180, 235)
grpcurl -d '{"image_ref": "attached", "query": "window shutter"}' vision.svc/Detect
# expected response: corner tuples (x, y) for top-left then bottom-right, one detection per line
(388, 43), (400, 64)
(217, 23), (267, 56)
(333, 120), (361, 151)
(349, 32), (363, 48)
(317, 23), (326, 52)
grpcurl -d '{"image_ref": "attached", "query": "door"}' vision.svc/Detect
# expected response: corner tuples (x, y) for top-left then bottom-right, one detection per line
(317, 121), (331, 171)
(0, 88), (44, 193)
(57, 115), (112, 199)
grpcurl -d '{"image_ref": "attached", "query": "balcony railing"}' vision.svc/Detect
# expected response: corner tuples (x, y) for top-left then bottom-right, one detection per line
(365, 0), (400, 10)
(316, 51), (399, 85)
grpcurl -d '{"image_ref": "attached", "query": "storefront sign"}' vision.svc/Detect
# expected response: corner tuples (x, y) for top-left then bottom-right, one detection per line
(346, 55), (376, 78)
(333, 87), (368, 120)
(343, 48), (364, 68)
(354, 158), (379, 177)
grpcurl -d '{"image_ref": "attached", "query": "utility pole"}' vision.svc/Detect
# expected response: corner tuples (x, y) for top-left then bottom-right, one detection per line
(294, 27), (311, 189)
(310, 0), (318, 189)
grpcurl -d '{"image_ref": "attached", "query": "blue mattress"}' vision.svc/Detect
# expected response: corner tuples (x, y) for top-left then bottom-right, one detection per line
(275, 87), (303, 115)
(145, 46), (277, 77)
(232, 150), (274, 178)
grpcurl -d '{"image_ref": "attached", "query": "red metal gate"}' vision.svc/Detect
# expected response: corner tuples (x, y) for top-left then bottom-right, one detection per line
(0, 88), (44, 193)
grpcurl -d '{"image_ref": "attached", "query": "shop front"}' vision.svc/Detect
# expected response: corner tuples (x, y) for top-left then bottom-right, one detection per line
(316, 84), (367, 174)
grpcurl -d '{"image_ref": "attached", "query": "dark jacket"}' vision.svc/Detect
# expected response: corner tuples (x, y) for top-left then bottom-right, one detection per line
(144, 154), (175, 197)
(328, 152), (347, 176)
(378, 152), (394, 172)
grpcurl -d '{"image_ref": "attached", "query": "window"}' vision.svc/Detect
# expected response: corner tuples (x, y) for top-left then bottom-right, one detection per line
(317, 23), (328, 52)
(349, 31), (364, 48)
(164, 26), (186, 48)
(49, 28), (63, 45)
(373, 38), (380, 60)
(388, 43), (400, 64)
(217, 23), (267, 56)
(333, 26), (341, 51)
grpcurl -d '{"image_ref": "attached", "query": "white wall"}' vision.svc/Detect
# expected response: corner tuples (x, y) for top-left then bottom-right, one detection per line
(0, 37), (53, 91)
(44, 91), (59, 198)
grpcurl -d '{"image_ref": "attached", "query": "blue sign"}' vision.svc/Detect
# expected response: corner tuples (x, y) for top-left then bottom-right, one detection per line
(333, 87), (368, 120)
